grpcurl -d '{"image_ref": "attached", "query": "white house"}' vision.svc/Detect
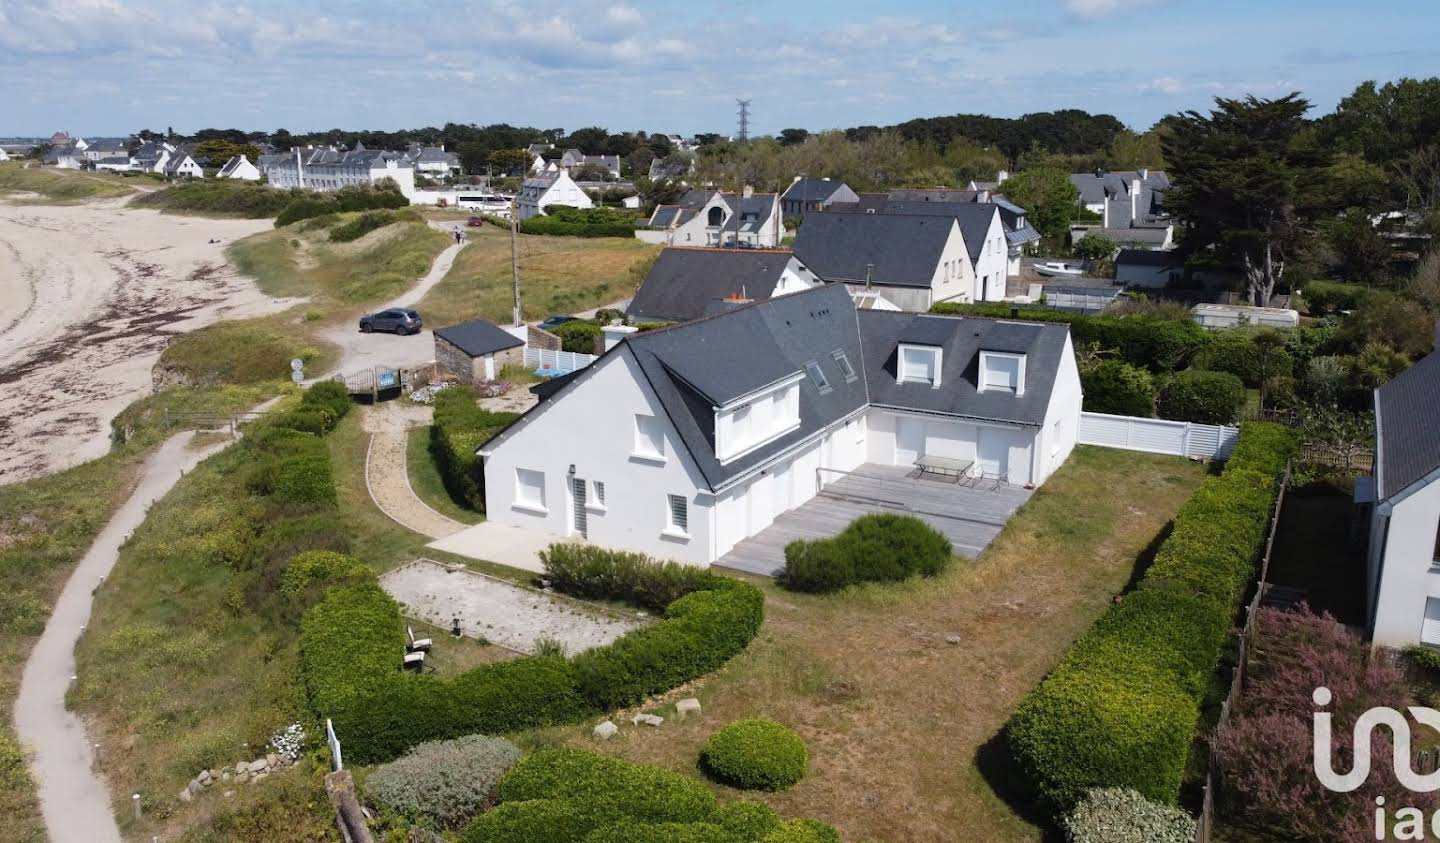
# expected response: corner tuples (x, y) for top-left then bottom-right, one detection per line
(516, 171), (594, 220)
(639, 188), (783, 248)
(1366, 351), (1440, 647)
(163, 152), (204, 179)
(264, 144), (417, 198)
(0, 148), (9, 161)
(479, 283), (1081, 567)
(791, 211), (1002, 311)
(626, 247), (822, 324)
(218, 154), (261, 181)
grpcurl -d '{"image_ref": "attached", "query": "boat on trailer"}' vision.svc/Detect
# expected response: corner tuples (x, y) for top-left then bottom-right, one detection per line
(1034, 261), (1085, 277)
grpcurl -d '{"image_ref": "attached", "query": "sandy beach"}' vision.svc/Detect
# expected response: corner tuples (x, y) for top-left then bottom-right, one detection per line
(0, 199), (289, 484)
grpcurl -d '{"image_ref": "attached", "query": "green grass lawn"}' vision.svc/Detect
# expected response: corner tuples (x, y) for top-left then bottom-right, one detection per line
(406, 426), (483, 525)
(0, 162), (137, 203)
(521, 446), (1206, 843)
(417, 223), (658, 325)
(155, 317), (336, 388)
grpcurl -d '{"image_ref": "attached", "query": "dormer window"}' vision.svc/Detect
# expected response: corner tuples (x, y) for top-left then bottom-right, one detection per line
(979, 351), (1025, 395)
(715, 376), (802, 463)
(804, 360), (830, 392)
(898, 344), (942, 388)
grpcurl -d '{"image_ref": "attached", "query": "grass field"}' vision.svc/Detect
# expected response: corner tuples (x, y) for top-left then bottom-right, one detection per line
(406, 426), (483, 525)
(521, 446), (1206, 843)
(418, 224), (658, 325)
(0, 384), (284, 843)
(155, 316), (336, 388)
(0, 162), (137, 203)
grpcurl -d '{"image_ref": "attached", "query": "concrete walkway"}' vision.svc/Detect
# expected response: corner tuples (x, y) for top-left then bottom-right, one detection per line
(427, 521), (559, 574)
(365, 429), (468, 540)
(13, 431), (226, 843)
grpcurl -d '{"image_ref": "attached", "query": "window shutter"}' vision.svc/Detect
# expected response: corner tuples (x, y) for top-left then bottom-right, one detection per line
(1424, 599), (1440, 646)
(667, 494), (688, 533)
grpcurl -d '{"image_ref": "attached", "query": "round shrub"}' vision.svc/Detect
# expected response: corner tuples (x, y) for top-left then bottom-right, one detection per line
(583, 821), (742, 843)
(1080, 360), (1155, 417)
(711, 801), (781, 839)
(497, 749), (716, 823)
(759, 819), (841, 843)
(280, 551), (370, 599)
(462, 798), (618, 843)
(1062, 787), (1196, 843)
(364, 734), (521, 828)
(844, 512), (952, 582)
(700, 719), (808, 792)
(268, 453), (337, 505)
(780, 538), (854, 593)
(302, 380), (353, 424)
(550, 320), (603, 354)
(1155, 369), (1245, 424)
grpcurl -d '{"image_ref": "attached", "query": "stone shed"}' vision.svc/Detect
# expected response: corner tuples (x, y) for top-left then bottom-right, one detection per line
(433, 319), (525, 385)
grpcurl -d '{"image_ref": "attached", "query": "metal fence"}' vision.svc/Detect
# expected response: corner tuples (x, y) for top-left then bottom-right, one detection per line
(523, 345), (597, 375)
(1078, 412), (1240, 460)
(1193, 462), (1290, 843)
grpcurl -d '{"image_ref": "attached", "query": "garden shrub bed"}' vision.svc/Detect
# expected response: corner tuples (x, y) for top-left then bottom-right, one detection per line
(700, 719), (809, 792)
(429, 388), (521, 511)
(1006, 422), (1297, 818)
(780, 513), (952, 593)
(299, 547), (764, 764)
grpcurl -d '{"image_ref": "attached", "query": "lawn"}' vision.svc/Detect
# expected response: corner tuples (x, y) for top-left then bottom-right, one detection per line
(523, 446), (1207, 842)
(406, 426), (483, 525)
(155, 316), (337, 388)
(417, 223), (658, 325)
(0, 162), (138, 203)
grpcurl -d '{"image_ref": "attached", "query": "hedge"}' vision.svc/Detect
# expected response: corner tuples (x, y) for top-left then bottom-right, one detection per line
(274, 183), (410, 227)
(540, 543), (727, 612)
(1190, 330), (1292, 387)
(298, 548), (764, 763)
(430, 388), (520, 511)
(1080, 360), (1155, 417)
(711, 803), (781, 839)
(1006, 422), (1296, 816)
(496, 749), (716, 823)
(701, 720), (809, 791)
(583, 821), (742, 843)
(929, 302), (1207, 372)
(1300, 279), (1370, 316)
(760, 819), (842, 843)
(1063, 787), (1198, 843)
(1156, 370), (1246, 425)
(780, 513), (952, 593)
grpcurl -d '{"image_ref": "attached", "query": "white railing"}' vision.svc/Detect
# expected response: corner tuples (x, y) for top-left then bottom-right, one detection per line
(1078, 411), (1239, 460)
(326, 718), (343, 772)
(524, 345), (597, 375)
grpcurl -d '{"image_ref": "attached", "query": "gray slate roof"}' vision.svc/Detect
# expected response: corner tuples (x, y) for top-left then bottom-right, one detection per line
(792, 213), (958, 288)
(875, 201), (999, 265)
(1376, 350), (1440, 501)
(782, 177), (851, 203)
(858, 311), (1068, 426)
(434, 320), (523, 357)
(627, 248), (815, 324)
(1117, 248), (1183, 267)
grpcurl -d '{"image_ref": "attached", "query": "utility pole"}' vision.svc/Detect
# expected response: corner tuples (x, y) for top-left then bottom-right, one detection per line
(736, 99), (751, 143)
(510, 197), (522, 327)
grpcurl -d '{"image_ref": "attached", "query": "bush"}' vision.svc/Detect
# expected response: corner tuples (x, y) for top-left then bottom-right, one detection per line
(274, 183), (410, 227)
(279, 551), (370, 599)
(365, 735), (522, 828)
(1062, 787), (1197, 843)
(701, 719), (809, 791)
(497, 749), (716, 824)
(519, 208), (639, 238)
(540, 544), (724, 612)
(273, 408), (330, 435)
(329, 209), (419, 243)
(430, 388), (520, 510)
(1192, 330), (1294, 387)
(583, 821), (741, 843)
(759, 819), (842, 843)
(265, 453), (337, 505)
(928, 303), (1206, 371)
(780, 513), (951, 593)
(550, 320), (603, 353)
(462, 798), (620, 843)
(1156, 369), (1245, 424)
(301, 380), (352, 426)
(1300, 280), (1369, 316)
(1404, 645), (1440, 675)
(711, 802), (781, 839)
(1080, 361), (1154, 416)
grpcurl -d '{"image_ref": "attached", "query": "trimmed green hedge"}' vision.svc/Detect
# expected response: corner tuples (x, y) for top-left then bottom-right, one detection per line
(299, 548), (764, 764)
(541, 543), (729, 612)
(583, 821), (742, 843)
(1156, 370), (1246, 425)
(430, 388), (520, 511)
(701, 720), (809, 792)
(1006, 422), (1296, 816)
(781, 513), (952, 593)
(760, 819), (842, 843)
(497, 749), (716, 822)
(711, 803), (781, 839)
(1080, 360), (1155, 417)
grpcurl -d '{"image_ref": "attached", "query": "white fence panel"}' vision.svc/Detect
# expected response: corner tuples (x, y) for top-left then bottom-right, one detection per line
(524, 345), (597, 375)
(1078, 412), (1238, 460)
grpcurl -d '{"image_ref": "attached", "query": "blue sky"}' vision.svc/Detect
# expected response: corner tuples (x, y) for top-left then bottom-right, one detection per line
(1, 0), (1437, 138)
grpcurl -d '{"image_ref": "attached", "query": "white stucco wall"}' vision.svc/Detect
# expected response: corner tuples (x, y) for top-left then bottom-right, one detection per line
(928, 223), (975, 307)
(1370, 478), (1440, 647)
(1033, 333), (1083, 484)
(482, 349), (714, 566)
(972, 212), (1010, 302)
(865, 409), (1038, 486)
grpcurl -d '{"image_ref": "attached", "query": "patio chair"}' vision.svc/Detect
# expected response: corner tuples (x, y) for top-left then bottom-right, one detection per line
(403, 650), (426, 673)
(407, 626), (432, 653)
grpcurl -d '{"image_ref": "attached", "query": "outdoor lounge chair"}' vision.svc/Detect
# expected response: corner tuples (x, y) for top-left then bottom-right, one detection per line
(407, 626), (432, 653)
(403, 650), (426, 672)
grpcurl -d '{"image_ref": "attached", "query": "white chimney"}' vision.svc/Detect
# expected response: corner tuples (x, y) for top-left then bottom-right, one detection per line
(978, 189), (991, 203)
(742, 184), (754, 198)
(1139, 168), (1149, 181)
(602, 324), (638, 351)
(997, 169), (1010, 184)
(1130, 179), (1141, 221)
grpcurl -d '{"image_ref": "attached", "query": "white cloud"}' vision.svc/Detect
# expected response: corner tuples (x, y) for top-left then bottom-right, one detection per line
(605, 4), (642, 25)
(1141, 76), (1185, 94)
(1063, 0), (1154, 19)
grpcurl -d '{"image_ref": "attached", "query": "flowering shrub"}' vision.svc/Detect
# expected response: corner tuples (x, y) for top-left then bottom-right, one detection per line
(1062, 787), (1195, 843)
(365, 734), (522, 828)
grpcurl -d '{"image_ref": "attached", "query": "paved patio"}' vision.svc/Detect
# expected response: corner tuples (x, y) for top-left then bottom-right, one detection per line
(426, 521), (560, 573)
(715, 463), (1033, 577)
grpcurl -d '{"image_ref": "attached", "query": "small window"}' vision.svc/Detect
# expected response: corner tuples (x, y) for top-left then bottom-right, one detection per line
(515, 468), (546, 510)
(1424, 598), (1440, 646)
(634, 414), (665, 459)
(594, 481), (606, 506)
(899, 345), (940, 387)
(804, 360), (830, 392)
(666, 494), (689, 535)
(832, 349), (857, 382)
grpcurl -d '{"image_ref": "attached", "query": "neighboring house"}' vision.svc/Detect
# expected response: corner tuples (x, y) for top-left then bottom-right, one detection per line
(218, 154), (261, 181)
(626, 247), (822, 324)
(265, 144), (417, 198)
(648, 156), (692, 181)
(1115, 248), (1185, 287)
(780, 177), (860, 219)
(0, 148), (9, 162)
(434, 320), (525, 385)
(527, 143), (554, 157)
(407, 145), (461, 180)
(131, 140), (174, 173)
(1069, 168), (1170, 216)
(868, 201), (1010, 301)
(1366, 351), (1440, 647)
(1073, 223), (1173, 251)
(557, 149), (620, 178)
(791, 212), (986, 311)
(43, 144), (84, 169)
(639, 188), (783, 248)
(94, 156), (133, 172)
(516, 171), (594, 220)
(163, 151), (205, 178)
(81, 140), (128, 162)
(828, 188), (1040, 277)
(477, 283), (1081, 567)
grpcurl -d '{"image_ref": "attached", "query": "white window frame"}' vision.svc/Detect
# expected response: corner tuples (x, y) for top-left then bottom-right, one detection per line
(804, 360), (830, 392)
(979, 350), (1026, 395)
(513, 468), (547, 514)
(897, 343), (942, 388)
(1423, 598), (1440, 647)
(664, 493), (690, 538)
(633, 414), (666, 463)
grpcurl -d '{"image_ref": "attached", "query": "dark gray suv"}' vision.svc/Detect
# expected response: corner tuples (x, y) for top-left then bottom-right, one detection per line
(359, 308), (423, 335)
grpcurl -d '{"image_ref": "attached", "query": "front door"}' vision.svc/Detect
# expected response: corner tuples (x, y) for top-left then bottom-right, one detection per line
(895, 417), (925, 465)
(977, 428), (1009, 478)
(571, 477), (588, 538)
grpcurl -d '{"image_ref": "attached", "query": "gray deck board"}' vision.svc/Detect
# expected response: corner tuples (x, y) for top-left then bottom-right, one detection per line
(715, 463), (1032, 577)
